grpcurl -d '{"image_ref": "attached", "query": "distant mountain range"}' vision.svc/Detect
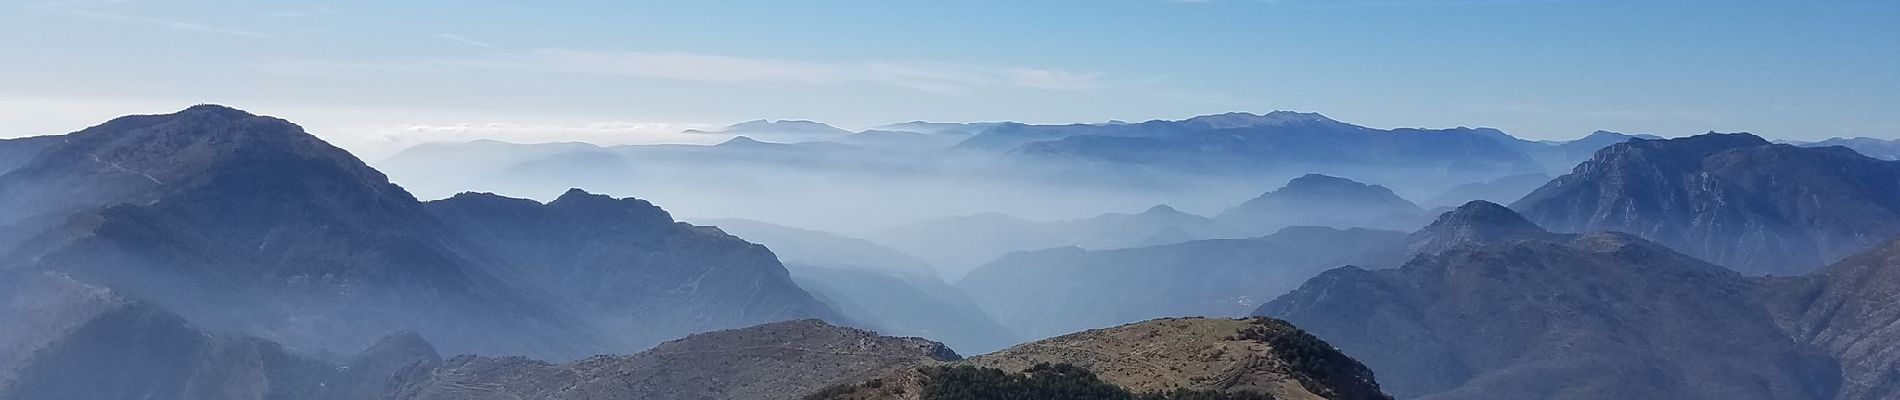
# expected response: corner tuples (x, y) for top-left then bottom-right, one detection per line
(1797, 137), (1900, 160)
(687, 217), (1019, 353)
(9, 104), (1900, 399)
(685, 119), (855, 137)
(957, 226), (1408, 340)
(369, 110), (1660, 234)
(874, 206), (1240, 278)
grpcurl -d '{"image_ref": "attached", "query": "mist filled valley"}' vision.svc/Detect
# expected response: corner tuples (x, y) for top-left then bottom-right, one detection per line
(3, 103), (1900, 400)
(6, 1), (1900, 399)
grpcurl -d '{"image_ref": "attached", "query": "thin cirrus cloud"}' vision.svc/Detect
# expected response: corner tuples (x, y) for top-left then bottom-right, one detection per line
(261, 49), (1107, 93)
(343, 121), (722, 148)
(475, 49), (1108, 93)
(430, 33), (497, 50)
(56, 7), (275, 38)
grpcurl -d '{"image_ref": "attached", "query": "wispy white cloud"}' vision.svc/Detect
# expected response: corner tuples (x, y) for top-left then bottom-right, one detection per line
(259, 49), (1109, 93)
(485, 50), (839, 85)
(431, 33), (496, 50)
(1009, 69), (1105, 90)
(261, 7), (336, 19)
(339, 121), (723, 150)
(55, 7), (274, 38)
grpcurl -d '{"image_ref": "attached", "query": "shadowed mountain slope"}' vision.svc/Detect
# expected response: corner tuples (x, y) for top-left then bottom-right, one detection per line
(425, 189), (843, 350)
(1260, 226), (1839, 399)
(1760, 237), (1900, 400)
(0, 105), (605, 359)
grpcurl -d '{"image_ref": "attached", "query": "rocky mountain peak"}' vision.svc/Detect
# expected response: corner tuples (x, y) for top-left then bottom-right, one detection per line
(1138, 204), (1186, 217)
(1614, 132), (1771, 159)
(546, 188), (675, 227)
(1409, 200), (1551, 253)
(0, 104), (417, 225)
(358, 332), (443, 366)
(1278, 173), (1396, 196)
(1516, 130), (1900, 275)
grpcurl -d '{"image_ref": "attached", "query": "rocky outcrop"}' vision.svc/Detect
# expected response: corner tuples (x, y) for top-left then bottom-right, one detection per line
(812, 317), (1391, 400)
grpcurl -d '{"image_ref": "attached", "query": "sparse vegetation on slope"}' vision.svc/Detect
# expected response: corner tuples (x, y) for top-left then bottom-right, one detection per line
(807, 363), (1279, 400)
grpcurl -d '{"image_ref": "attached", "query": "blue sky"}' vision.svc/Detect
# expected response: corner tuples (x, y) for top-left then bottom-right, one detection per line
(2, 0), (1896, 157)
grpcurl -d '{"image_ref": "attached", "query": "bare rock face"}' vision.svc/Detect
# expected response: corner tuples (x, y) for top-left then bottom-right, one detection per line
(386, 319), (959, 400)
(1513, 132), (1900, 276)
(1760, 238), (1900, 400)
(1259, 231), (1840, 400)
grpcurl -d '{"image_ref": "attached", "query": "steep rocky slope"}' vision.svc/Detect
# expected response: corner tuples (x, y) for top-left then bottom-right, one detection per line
(425, 189), (843, 349)
(0, 135), (58, 176)
(1760, 237), (1900, 400)
(1513, 132), (1900, 275)
(0, 105), (604, 358)
(1260, 227), (1839, 399)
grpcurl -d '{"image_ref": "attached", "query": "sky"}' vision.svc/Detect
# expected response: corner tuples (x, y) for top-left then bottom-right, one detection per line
(1, 0), (1896, 158)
